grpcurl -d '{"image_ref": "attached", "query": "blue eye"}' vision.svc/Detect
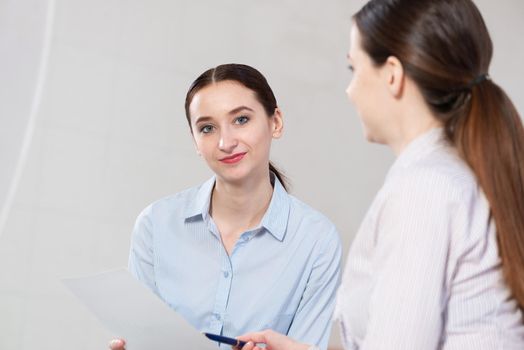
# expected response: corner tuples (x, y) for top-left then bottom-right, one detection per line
(235, 115), (249, 125)
(200, 125), (214, 134)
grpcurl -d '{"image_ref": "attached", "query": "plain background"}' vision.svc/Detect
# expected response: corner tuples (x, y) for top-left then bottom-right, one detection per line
(1, 0), (523, 349)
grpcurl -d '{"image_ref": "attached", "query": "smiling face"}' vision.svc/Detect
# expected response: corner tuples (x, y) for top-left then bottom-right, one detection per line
(188, 80), (283, 185)
(346, 24), (393, 144)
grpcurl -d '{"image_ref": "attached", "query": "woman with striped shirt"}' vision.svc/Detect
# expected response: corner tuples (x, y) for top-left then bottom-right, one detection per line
(238, 0), (524, 349)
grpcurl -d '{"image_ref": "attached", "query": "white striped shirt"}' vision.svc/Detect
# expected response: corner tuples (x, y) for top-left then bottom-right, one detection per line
(335, 128), (524, 349)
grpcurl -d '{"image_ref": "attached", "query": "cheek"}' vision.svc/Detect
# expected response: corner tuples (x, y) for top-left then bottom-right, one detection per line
(192, 134), (202, 148)
(249, 128), (273, 155)
(193, 136), (213, 157)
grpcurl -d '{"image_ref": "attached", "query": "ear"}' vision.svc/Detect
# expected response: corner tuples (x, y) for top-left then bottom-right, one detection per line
(271, 107), (284, 139)
(384, 56), (404, 98)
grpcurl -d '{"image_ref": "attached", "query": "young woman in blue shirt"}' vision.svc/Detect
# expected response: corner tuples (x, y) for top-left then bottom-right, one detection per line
(109, 63), (342, 350)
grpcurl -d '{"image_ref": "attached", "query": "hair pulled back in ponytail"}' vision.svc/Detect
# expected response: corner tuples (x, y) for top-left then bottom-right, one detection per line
(355, 0), (524, 309)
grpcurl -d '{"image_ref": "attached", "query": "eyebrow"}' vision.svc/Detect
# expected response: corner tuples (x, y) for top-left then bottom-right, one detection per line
(194, 106), (255, 124)
(194, 116), (213, 124)
(228, 106), (255, 115)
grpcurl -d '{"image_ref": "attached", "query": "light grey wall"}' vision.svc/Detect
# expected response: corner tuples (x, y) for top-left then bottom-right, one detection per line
(0, 1), (522, 349)
(0, 0), (53, 237)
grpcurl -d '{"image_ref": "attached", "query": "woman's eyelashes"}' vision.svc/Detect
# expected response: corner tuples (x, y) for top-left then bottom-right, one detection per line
(199, 124), (214, 134)
(234, 115), (250, 125)
(234, 115), (249, 125)
(198, 115), (249, 134)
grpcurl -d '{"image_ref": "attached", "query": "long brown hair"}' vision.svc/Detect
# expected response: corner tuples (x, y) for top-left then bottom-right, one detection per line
(184, 63), (288, 190)
(355, 0), (524, 309)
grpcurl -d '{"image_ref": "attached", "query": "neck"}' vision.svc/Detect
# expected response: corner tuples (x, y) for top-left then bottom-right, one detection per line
(389, 115), (442, 155)
(210, 171), (273, 234)
(387, 81), (443, 155)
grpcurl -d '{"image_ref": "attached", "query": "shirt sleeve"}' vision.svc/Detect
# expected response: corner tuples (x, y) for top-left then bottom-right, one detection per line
(361, 173), (457, 350)
(127, 205), (159, 295)
(287, 225), (343, 350)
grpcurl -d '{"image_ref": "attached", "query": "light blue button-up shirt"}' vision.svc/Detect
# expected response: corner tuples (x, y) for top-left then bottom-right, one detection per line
(128, 175), (342, 349)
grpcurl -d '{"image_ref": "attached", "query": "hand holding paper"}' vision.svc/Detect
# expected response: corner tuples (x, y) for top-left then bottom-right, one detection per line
(62, 269), (217, 350)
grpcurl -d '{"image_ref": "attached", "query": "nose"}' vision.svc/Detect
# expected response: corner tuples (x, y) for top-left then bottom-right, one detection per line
(218, 128), (238, 152)
(345, 83), (352, 100)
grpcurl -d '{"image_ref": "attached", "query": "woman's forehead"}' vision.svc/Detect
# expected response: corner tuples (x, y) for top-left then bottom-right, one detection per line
(189, 82), (259, 118)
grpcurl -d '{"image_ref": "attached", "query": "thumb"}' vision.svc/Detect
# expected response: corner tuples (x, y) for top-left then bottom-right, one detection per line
(236, 331), (268, 343)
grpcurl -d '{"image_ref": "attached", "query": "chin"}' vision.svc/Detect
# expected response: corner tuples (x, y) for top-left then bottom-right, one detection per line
(215, 166), (251, 184)
(362, 125), (385, 145)
(362, 128), (376, 143)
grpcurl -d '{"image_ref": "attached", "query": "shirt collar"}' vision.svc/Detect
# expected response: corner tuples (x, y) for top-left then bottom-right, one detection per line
(183, 173), (290, 242)
(183, 176), (215, 221)
(260, 174), (290, 242)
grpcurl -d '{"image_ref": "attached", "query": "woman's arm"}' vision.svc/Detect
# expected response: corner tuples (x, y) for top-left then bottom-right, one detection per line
(127, 205), (158, 294)
(286, 226), (342, 349)
(361, 173), (458, 349)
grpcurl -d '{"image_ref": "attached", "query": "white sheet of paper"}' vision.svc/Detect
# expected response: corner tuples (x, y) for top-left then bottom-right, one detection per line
(62, 269), (217, 350)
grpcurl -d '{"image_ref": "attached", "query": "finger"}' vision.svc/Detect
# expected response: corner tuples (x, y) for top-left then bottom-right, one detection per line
(238, 341), (256, 350)
(237, 332), (267, 343)
(108, 338), (125, 349)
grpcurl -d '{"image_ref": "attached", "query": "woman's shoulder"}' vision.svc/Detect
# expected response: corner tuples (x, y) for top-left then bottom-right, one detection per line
(286, 194), (339, 235)
(284, 194), (342, 257)
(389, 146), (480, 201)
(139, 181), (211, 217)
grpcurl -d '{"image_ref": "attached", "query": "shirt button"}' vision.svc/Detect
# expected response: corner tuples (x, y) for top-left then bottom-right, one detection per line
(223, 271), (229, 278)
(214, 313), (221, 320)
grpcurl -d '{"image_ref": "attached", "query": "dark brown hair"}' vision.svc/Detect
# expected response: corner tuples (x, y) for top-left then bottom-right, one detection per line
(184, 63), (288, 190)
(355, 0), (524, 310)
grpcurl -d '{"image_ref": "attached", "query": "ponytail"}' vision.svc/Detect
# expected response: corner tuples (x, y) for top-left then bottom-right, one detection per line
(447, 79), (524, 310)
(269, 161), (289, 191)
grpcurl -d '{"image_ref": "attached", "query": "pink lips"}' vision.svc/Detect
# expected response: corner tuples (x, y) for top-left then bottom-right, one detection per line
(219, 152), (246, 164)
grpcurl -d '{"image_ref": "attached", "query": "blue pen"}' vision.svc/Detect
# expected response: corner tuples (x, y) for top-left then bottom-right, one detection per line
(203, 332), (248, 347)
(204, 333), (246, 348)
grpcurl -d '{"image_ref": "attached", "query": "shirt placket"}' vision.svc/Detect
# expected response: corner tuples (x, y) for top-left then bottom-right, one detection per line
(209, 248), (233, 334)
(208, 227), (255, 337)
(206, 218), (234, 335)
